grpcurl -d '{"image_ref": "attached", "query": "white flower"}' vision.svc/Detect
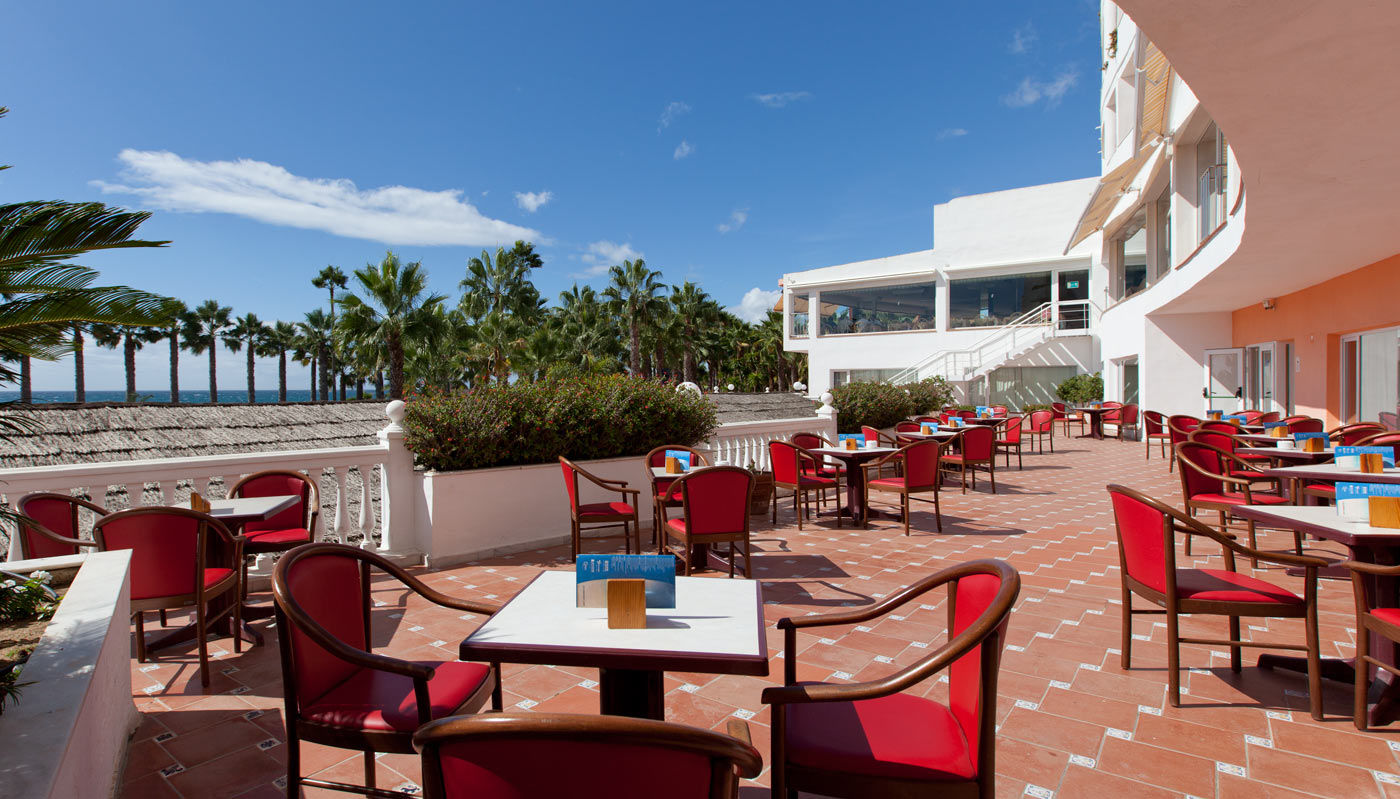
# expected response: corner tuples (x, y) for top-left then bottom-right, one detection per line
(0, 580), (15, 590)
(30, 571), (51, 584)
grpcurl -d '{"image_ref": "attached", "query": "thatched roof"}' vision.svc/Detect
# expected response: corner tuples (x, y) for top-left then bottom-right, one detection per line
(1, 393), (815, 469)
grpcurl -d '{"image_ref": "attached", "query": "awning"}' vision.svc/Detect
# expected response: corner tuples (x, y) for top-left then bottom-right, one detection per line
(1063, 147), (1154, 253)
(1137, 40), (1173, 149)
(773, 294), (784, 312)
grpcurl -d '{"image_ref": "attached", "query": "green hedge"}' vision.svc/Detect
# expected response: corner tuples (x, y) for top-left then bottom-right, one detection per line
(402, 376), (718, 471)
(1056, 372), (1104, 404)
(904, 376), (954, 415)
(832, 381), (914, 433)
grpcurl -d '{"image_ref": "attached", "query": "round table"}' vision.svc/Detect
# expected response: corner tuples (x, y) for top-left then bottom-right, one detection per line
(809, 446), (899, 525)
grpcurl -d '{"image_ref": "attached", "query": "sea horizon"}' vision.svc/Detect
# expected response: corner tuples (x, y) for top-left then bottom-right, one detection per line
(0, 389), (381, 405)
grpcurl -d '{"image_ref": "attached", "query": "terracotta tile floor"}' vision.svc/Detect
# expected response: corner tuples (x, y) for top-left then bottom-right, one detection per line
(118, 435), (1400, 798)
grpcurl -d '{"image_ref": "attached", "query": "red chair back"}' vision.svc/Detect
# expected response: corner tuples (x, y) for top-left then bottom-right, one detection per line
(1103, 401), (1122, 409)
(1286, 417), (1324, 434)
(894, 420), (922, 434)
(674, 467), (753, 536)
(1198, 420), (1239, 435)
(1028, 410), (1054, 432)
(1166, 415), (1200, 445)
(940, 412), (955, 423)
(959, 425), (995, 460)
(1333, 423), (1385, 445)
(947, 563), (1018, 773)
(1189, 429), (1238, 453)
(1144, 410), (1166, 436)
(958, 410), (978, 419)
(1118, 404), (1139, 425)
(1357, 432), (1400, 462)
(1239, 410), (1264, 424)
(15, 493), (103, 559)
(1051, 402), (1068, 420)
(768, 440), (806, 485)
(791, 432), (825, 451)
(559, 459), (582, 510)
(1257, 411), (1282, 424)
(990, 406), (1008, 416)
(93, 507), (229, 602)
(861, 425), (883, 443)
(276, 547), (369, 707)
(1176, 442), (1227, 498)
(1108, 486), (1174, 593)
(1000, 416), (1023, 443)
(235, 471), (315, 534)
(900, 439), (941, 486)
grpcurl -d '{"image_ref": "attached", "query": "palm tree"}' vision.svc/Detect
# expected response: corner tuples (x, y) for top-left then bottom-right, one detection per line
(159, 300), (187, 403)
(223, 313), (268, 403)
(667, 282), (717, 384)
(263, 321), (299, 402)
(300, 309), (333, 400)
(602, 259), (666, 376)
(91, 322), (162, 401)
(313, 265), (348, 398)
(73, 324), (86, 402)
(181, 300), (232, 402)
(459, 241), (543, 320)
(338, 251), (446, 399)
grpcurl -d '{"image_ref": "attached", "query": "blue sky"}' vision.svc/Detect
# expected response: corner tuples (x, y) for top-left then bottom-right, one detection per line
(4, 0), (1101, 391)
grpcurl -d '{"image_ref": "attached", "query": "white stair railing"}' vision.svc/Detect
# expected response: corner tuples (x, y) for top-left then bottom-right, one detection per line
(889, 302), (1054, 385)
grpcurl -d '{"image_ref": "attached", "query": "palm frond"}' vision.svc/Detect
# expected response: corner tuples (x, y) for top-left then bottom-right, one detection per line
(0, 201), (170, 270)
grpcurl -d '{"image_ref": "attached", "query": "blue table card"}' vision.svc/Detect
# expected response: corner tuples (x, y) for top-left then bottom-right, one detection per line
(1227, 414), (1249, 424)
(576, 554), (677, 608)
(837, 433), (867, 446)
(1262, 421), (1288, 430)
(921, 422), (938, 434)
(1334, 446), (1396, 470)
(664, 449), (692, 470)
(951, 417), (965, 427)
(1206, 409), (1224, 419)
(1293, 432), (1328, 443)
(975, 405), (990, 416)
(1337, 482), (1400, 521)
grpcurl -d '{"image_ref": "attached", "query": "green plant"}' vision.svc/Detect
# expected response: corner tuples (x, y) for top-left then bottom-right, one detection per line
(1020, 403), (1053, 413)
(831, 381), (914, 433)
(0, 570), (55, 622)
(402, 374), (718, 471)
(1056, 372), (1105, 404)
(904, 376), (954, 415)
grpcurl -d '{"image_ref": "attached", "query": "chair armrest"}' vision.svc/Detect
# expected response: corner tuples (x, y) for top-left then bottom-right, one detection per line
(725, 719), (752, 745)
(367, 550), (502, 616)
(1341, 560), (1400, 577)
(14, 518), (98, 551)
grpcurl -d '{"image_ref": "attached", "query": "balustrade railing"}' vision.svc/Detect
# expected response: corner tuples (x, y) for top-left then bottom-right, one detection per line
(703, 414), (838, 470)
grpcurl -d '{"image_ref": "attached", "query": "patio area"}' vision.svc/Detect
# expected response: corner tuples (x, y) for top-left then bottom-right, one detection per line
(116, 434), (1396, 799)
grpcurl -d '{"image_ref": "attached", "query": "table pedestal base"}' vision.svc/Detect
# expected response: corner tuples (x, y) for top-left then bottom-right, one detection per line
(599, 667), (665, 719)
(1258, 654), (1400, 726)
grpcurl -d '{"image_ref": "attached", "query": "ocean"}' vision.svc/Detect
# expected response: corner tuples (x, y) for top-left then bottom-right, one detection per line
(0, 389), (349, 404)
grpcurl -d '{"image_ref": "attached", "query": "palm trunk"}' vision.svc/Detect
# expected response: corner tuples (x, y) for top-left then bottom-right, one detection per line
(74, 325), (86, 403)
(208, 337), (218, 403)
(309, 354), (317, 398)
(278, 351), (288, 402)
(629, 320), (641, 375)
(246, 342), (256, 403)
(169, 329), (180, 404)
(683, 347), (695, 384)
(375, 371), (384, 399)
(124, 333), (137, 402)
(19, 355), (31, 403)
(355, 376), (364, 400)
(319, 345), (330, 401)
(388, 334), (404, 398)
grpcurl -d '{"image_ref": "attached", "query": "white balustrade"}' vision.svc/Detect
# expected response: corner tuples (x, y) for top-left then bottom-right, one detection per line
(701, 412), (838, 470)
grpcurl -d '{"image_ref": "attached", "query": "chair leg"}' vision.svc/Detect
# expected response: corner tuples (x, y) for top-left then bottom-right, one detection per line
(1355, 622), (1371, 730)
(794, 489), (802, 531)
(1120, 586), (1132, 669)
(364, 750), (376, 789)
(1017, 446), (1023, 470)
(1184, 509), (1194, 556)
(570, 519), (579, 563)
(232, 586), (244, 655)
(1306, 600), (1323, 721)
(491, 662), (504, 711)
(134, 611), (147, 663)
(1167, 609), (1182, 707)
(902, 493), (909, 536)
(933, 488), (943, 533)
(989, 462), (997, 495)
(1245, 518), (1259, 569)
(728, 543), (735, 578)
(195, 602), (210, 688)
(771, 486), (778, 525)
(159, 609), (168, 627)
(285, 730), (301, 799)
(1228, 616), (1242, 672)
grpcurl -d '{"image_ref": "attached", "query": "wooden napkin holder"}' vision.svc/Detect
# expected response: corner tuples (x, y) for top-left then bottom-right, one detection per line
(1268, 427), (1288, 438)
(844, 437), (858, 450)
(190, 492), (211, 513)
(1369, 497), (1400, 529)
(606, 579), (647, 629)
(665, 456), (681, 474)
(1361, 453), (1385, 473)
(1207, 410), (1223, 420)
(1302, 437), (1325, 453)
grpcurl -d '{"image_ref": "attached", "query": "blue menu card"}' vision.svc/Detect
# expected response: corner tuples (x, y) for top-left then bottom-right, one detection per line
(576, 554), (677, 608)
(664, 449), (692, 470)
(1337, 482), (1400, 521)
(1335, 446), (1396, 469)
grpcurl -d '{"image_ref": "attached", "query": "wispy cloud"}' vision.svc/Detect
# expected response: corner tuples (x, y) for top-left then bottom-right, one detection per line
(514, 190), (553, 213)
(574, 240), (644, 277)
(937, 128), (969, 140)
(93, 150), (539, 246)
(1002, 70), (1079, 107)
(673, 140), (694, 160)
(726, 287), (782, 323)
(1009, 22), (1037, 54)
(716, 208), (748, 234)
(658, 101), (691, 132)
(750, 91), (812, 108)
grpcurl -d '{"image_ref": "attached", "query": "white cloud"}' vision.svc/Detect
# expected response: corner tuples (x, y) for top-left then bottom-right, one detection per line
(514, 190), (553, 213)
(1009, 22), (1037, 54)
(93, 149), (540, 246)
(1002, 70), (1079, 107)
(574, 239), (644, 277)
(726, 287), (782, 323)
(658, 101), (691, 131)
(937, 128), (969, 140)
(673, 140), (694, 160)
(750, 91), (812, 108)
(716, 208), (748, 234)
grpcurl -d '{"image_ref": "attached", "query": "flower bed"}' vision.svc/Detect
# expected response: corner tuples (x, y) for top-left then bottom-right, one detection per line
(0, 567), (70, 714)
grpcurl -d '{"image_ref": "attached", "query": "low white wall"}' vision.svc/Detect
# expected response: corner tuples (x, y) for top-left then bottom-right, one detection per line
(0, 549), (136, 799)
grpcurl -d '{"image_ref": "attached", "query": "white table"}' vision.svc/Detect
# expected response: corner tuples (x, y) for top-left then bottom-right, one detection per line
(206, 495), (298, 525)
(460, 570), (768, 719)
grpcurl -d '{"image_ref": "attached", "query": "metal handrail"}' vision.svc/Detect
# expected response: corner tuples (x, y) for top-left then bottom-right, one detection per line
(889, 300), (1095, 385)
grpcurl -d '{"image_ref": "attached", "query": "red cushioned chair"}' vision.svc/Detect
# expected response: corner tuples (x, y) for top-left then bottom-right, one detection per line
(1342, 559), (1400, 730)
(14, 492), (105, 560)
(1026, 409), (1054, 454)
(1104, 403), (1139, 440)
(941, 424), (996, 494)
(866, 438), (943, 534)
(1175, 441), (1293, 564)
(763, 559), (1019, 799)
(1052, 401), (1085, 436)
(990, 405), (1009, 416)
(1257, 411), (1282, 424)
(1198, 419), (1242, 435)
(413, 713), (763, 799)
(1143, 410), (1170, 461)
(792, 431), (844, 509)
(229, 469), (319, 606)
(644, 445), (710, 551)
(1107, 485), (1325, 719)
(559, 456), (641, 561)
(1166, 414), (1201, 473)
(769, 440), (841, 530)
(661, 465), (754, 577)
(93, 507), (244, 687)
(995, 415), (1024, 469)
(1238, 409), (1265, 424)
(273, 542), (503, 798)
(1285, 417), (1324, 434)
(863, 425), (901, 479)
(1381, 410), (1400, 430)
(1187, 429), (1275, 480)
(913, 416), (942, 426)
(957, 410), (978, 420)
(1329, 422), (1386, 445)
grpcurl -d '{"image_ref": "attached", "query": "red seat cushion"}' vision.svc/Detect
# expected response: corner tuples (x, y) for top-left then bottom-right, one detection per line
(868, 477), (908, 490)
(794, 475), (836, 488)
(1305, 483), (1336, 497)
(245, 527), (312, 548)
(132, 567), (234, 601)
(1189, 492), (1289, 506)
(802, 464), (845, 476)
(785, 693), (974, 782)
(1371, 608), (1400, 627)
(1175, 569), (1303, 605)
(302, 660), (492, 733)
(577, 501), (635, 518)
(203, 567), (235, 590)
(665, 517), (737, 539)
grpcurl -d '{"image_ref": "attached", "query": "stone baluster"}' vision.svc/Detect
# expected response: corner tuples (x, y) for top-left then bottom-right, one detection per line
(333, 466), (350, 544)
(159, 481), (175, 506)
(356, 463), (376, 550)
(123, 482), (142, 509)
(219, 475), (236, 499)
(3, 495), (20, 561)
(193, 476), (211, 501)
(377, 401), (417, 556)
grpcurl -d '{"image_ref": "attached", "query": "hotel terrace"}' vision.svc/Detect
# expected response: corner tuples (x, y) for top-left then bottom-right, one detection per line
(4, 2), (1400, 799)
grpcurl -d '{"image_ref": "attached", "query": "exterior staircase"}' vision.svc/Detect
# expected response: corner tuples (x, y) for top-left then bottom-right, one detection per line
(888, 301), (1094, 386)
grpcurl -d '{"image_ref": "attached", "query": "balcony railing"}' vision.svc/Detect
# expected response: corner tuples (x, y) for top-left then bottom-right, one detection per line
(1199, 163), (1228, 239)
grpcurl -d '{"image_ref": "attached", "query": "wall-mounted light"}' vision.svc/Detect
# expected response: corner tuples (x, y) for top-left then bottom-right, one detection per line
(1262, 298), (1276, 310)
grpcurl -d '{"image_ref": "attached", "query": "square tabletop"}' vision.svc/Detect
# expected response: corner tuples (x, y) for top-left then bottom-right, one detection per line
(1232, 503), (1400, 547)
(901, 429), (961, 439)
(459, 570), (769, 676)
(1259, 463), (1400, 485)
(1236, 446), (1334, 462)
(206, 495), (298, 524)
(1236, 432), (1311, 444)
(649, 466), (710, 478)
(810, 446), (898, 457)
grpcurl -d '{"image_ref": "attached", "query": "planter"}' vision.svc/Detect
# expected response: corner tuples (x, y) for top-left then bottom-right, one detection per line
(749, 472), (775, 515)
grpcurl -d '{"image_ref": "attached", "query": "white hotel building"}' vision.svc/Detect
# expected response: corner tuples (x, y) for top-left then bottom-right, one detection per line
(784, 1), (1400, 428)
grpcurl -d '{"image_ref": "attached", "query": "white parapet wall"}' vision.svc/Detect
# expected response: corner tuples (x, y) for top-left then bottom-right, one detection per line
(0, 549), (136, 799)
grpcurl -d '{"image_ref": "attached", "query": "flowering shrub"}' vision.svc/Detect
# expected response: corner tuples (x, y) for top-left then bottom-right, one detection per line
(832, 381), (914, 433)
(0, 571), (54, 622)
(402, 375), (719, 472)
(1056, 372), (1104, 404)
(904, 376), (954, 415)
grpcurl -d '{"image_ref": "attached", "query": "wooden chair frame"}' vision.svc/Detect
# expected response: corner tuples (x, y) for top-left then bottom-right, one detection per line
(769, 440), (842, 530)
(644, 445), (711, 551)
(1026, 411), (1054, 454)
(762, 559), (1020, 799)
(1342, 559), (1400, 730)
(413, 713), (762, 799)
(1103, 403), (1140, 440)
(1174, 441), (1295, 563)
(866, 439), (943, 534)
(14, 492), (106, 559)
(1165, 415), (1202, 473)
(941, 425), (997, 494)
(1051, 402), (1085, 437)
(272, 542), (503, 799)
(560, 456), (642, 561)
(791, 431), (845, 509)
(229, 469), (321, 602)
(995, 415), (1025, 470)
(1143, 410), (1170, 461)
(1107, 485), (1326, 719)
(660, 466), (754, 578)
(861, 426), (902, 480)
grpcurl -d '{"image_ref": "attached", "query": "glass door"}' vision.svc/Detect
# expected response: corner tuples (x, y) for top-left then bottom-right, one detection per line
(1057, 270), (1089, 330)
(1203, 347), (1244, 414)
(1243, 343), (1275, 411)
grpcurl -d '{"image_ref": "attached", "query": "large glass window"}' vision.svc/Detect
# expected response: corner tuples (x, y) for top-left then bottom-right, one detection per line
(1112, 213), (1148, 301)
(817, 282), (936, 336)
(948, 272), (1051, 328)
(1154, 184), (1172, 278)
(789, 294), (809, 337)
(988, 366), (1079, 409)
(831, 368), (903, 387)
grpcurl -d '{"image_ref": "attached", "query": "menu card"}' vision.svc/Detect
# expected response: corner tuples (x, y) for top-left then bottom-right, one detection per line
(1227, 414), (1249, 424)
(1335, 446), (1396, 470)
(577, 554), (677, 608)
(921, 422), (939, 434)
(1337, 483), (1400, 522)
(664, 449), (692, 470)
(1293, 432), (1328, 443)
(837, 433), (867, 449)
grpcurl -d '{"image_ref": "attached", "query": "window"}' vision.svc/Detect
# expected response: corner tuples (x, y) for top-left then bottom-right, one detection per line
(948, 272), (1051, 328)
(1197, 123), (1228, 239)
(988, 366), (1079, 409)
(817, 282), (936, 336)
(1111, 213), (1148, 301)
(831, 368), (904, 387)
(1058, 270), (1090, 330)
(1122, 360), (1140, 404)
(1153, 184), (1172, 277)
(1342, 328), (1400, 425)
(789, 294), (809, 337)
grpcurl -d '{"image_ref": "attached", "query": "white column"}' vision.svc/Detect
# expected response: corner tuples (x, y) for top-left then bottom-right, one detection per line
(123, 483), (141, 508)
(4, 496), (20, 561)
(377, 400), (419, 557)
(332, 466), (350, 544)
(159, 482), (175, 506)
(816, 392), (838, 440)
(357, 463), (376, 550)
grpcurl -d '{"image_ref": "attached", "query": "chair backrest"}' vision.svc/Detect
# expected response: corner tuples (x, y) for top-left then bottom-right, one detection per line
(15, 493), (105, 559)
(990, 406), (1008, 416)
(1028, 409), (1054, 432)
(944, 561), (1019, 777)
(1107, 485), (1177, 593)
(1188, 429), (1238, 454)
(1239, 410), (1264, 424)
(1356, 432), (1400, 461)
(1286, 417), (1324, 434)
(1118, 404), (1139, 425)
(1380, 410), (1400, 430)
(791, 432), (828, 451)
(1144, 410), (1166, 435)
(1257, 411), (1282, 424)
(93, 507), (229, 602)
(673, 466), (753, 537)
(768, 440), (808, 486)
(1331, 423), (1386, 445)
(1175, 442), (1229, 498)
(894, 420), (922, 434)
(1102, 401), (1122, 409)
(559, 457), (583, 511)
(1198, 420), (1240, 435)
(1050, 402), (1067, 420)
(232, 470), (318, 534)
(273, 543), (374, 709)
(1166, 415), (1200, 445)
(413, 713), (763, 799)
(1000, 416), (1023, 443)
(899, 439), (942, 486)
(913, 416), (941, 425)
(957, 410), (978, 419)
(861, 425), (883, 443)
(959, 425), (995, 460)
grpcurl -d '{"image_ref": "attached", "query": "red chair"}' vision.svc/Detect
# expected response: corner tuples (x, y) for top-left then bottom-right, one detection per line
(1143, 410), (1170, 461)
(229, 469), (319, 607)
(1107, 485), (1324, 719)
(1026, 409), (1055, 453)
(14, 492), (105, 559)
(413, 713), (762, 799)
(769, 440), (841, 530)
(792, 431), (844, 508)
(1175, 441), (1293, 564)
(559, 457), (641, 561)
(1342, 560), (1400, 729)
(1052, 401), (1085, 436)
(1356, 431), (1400, 460)
(1187, 429), (1274, 477)
(272, 543), (502, 798)
(942, 424), (996, 494)
(995, 415), (1025, 469)
(762, 559), (1020, 799)
(862, 425), (901, 479)
(913, 416), (942, 426)
(866, 439), (943, 534)
(1329, 422), (1386, 445)
(1166, 415), (1201, 473)
(1257, 411), (1282, 424)
(990, 405), (1009, 416)
(1104, 403), (1139, 440)
(93, 507), (244, 687)
(644, 445), (710, 551)
(1239, 409), (1265, 424)
(660, 466), (754, 577)
(1286, 417), (1324, 434)
(1199, 419), (1242, 435)
(1381, 410), (1400, 430)
(957, 410), (978, 420)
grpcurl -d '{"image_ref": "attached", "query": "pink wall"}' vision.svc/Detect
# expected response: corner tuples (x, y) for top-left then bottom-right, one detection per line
(1232, 253), (1400, 426)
